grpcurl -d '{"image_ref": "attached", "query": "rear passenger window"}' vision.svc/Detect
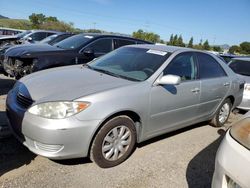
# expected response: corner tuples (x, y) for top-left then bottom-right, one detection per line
(164, 52), (197, 81)
(87, 38), (112, 53)
(196, 53), (227, 79)
(114, 39), (136, 49)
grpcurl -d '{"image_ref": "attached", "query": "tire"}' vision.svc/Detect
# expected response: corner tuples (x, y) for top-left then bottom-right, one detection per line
(210, 98), (232, 127)
(90, 116), (136, 168)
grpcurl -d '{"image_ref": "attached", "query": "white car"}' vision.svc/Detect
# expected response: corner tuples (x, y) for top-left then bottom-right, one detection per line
(212, 111), (250, 188)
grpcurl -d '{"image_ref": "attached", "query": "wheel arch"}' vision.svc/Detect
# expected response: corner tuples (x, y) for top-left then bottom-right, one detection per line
(87, 110), (142, 157)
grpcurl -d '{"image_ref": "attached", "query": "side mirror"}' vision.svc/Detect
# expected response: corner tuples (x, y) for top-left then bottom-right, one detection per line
(156, 74), (181, 85)
(83, 48), (94, 57)
(27, 37), (33, 41)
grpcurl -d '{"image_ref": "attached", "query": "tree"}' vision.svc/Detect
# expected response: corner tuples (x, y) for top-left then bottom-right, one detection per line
(29, 13), (46, 28)
(168, 34), (174, 45)
(203, 40), (210, 50)
(177, 35), (185, 47)
(132, 29), (161, 43)
(173, 34), (178, 46)
(45, 16), (58, 22)
(213, 46), (222, 52)
(187, 37), (193, 48)
(229, 45), (241, 54)
(239, 42), (250, 54)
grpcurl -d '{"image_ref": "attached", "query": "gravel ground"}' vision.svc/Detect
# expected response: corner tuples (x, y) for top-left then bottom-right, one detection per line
(0, 73), (245, 188)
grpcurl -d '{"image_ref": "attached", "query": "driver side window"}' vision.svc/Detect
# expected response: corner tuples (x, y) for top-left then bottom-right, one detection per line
(163, 52), (197, 81)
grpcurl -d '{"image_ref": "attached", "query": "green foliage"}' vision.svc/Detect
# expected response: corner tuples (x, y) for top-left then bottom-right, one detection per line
(187, 37), (193, 48)
(177, 35), (185, 47)
(213, 46), (222, 52)
(0, 19), (32, 30)
(40, 21), (75, 32)
(203, 40), (210, 50)
(229, 42), (250, 55)
(239, 42), (250, 54)
(29, 13), (46, 29)
(132, 29), (160, 43)
(167, 34), (185, 47)
(83, 29), (102, 33)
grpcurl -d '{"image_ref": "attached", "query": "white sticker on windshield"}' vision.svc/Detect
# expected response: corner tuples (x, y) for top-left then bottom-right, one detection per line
(84, 35), (94, 39)
(146, 49), (167, 56)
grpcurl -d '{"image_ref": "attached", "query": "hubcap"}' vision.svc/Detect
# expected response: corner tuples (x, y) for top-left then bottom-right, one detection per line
(219, 103), (230, 124)
(102, 126), (131, 161)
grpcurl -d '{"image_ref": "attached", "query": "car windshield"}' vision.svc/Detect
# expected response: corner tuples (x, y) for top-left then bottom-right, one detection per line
(39, 34), (58, 44)
(88, 47), (170, 81)
(229, 59), (250, 76)
(54, 34), (92, 50)
(16, 31), (31, 38)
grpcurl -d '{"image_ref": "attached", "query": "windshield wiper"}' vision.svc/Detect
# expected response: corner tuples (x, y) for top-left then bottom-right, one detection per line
(87, 67), (139, 81)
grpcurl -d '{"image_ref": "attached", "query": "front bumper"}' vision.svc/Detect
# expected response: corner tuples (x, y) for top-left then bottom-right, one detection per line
(212, 131), (250, 188)
(6, 89), (101, 159)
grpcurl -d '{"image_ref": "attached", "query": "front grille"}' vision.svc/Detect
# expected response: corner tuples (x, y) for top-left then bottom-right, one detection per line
(16, 93), (33, 108)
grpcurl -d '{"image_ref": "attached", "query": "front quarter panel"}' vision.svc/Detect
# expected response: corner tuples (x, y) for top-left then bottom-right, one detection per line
(74, 81), (151, 142)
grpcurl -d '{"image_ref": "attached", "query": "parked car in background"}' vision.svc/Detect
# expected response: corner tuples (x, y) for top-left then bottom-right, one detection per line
(39, 33), (74, 45)
(229, 57), (250, 111)
(0, 30), (59, 47)
(212, 111), (250, 188)
(0, 27), (25, 37)
(219, 54), (250, 64)
(0, 33), (73, 73)
(2, 34), (152, 79)
(6, 45), (244, 168)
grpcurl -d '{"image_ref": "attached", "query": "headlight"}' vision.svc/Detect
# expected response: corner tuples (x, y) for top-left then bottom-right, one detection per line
(28, 101), (90, 119)
(230, 118), (250, 150)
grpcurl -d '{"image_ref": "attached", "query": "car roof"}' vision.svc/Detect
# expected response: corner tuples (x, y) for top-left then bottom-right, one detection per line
(29, 30), (61, 33)
(232, 57), (250, 61)
(127, 44), (199, 53)
(76, 33), (153, 43)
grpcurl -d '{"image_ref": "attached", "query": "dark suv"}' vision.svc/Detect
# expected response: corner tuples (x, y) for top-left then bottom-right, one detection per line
(3, 34), (152, 78)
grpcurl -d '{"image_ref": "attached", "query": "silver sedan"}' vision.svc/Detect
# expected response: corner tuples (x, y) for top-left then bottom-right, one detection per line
(6, 44), (244, 168)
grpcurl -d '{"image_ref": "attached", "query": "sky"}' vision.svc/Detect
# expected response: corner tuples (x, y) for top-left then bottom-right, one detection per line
(1, 0), (250, 45)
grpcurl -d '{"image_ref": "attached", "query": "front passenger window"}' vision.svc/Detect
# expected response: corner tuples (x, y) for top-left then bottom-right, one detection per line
(164, 52), (197, 81)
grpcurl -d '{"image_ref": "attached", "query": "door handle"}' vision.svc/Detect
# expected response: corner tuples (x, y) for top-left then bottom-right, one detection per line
(191, 88), (200, 93)
(223, 82), (230, 87)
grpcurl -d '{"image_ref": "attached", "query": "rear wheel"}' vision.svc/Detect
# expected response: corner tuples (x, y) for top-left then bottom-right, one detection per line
(90, 116), (136, 168)
(210, 98), (232, 127)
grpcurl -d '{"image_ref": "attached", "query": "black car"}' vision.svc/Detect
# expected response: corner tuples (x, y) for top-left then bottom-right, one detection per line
(3, 34), (152, 79)
(0, 33), (73, 73)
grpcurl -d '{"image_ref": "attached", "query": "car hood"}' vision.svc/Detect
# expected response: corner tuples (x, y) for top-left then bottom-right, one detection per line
(18, 65), (134, 102)
(5, 44), (63, 57)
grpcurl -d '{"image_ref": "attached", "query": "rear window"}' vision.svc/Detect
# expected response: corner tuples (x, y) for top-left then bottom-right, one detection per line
(229, 60), (250, 76)
(114, 39), (136, 49)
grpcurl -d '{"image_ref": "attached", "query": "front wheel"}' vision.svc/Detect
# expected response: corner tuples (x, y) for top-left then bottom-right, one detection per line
(210, 98), (232, 127)
(90, 116), (136, 168)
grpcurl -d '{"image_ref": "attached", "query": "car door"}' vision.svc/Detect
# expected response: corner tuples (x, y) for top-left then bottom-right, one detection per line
(196, 52), (230, 117)
(147, 52), (201, 136)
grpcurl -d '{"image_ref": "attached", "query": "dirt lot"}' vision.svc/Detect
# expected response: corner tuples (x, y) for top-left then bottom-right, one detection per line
(0, 73), (245, 188)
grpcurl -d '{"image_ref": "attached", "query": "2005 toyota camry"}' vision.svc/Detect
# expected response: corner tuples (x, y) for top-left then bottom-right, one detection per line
(6, 44), (244, 168)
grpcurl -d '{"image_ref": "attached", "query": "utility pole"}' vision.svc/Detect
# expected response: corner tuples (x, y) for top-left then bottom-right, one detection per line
(93, 22), (96, 29)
